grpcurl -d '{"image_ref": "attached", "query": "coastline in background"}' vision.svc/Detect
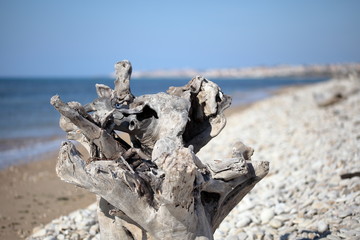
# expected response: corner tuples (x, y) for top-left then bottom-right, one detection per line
(132, 63), (360, 79)
(0, 76), (328, 169)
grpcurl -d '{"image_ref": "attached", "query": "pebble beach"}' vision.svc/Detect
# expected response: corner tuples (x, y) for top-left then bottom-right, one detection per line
(27, 77), (360, 240)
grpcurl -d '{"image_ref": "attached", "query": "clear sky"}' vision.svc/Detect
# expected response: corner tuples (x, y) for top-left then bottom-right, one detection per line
(0, 0), (359, 77)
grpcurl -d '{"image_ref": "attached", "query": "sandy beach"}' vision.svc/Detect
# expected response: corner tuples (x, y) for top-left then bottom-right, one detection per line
(1, 77), (359, 240)
(0, 148), (96, 239)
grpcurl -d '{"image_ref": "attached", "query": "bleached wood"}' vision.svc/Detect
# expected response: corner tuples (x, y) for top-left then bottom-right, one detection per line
(114, 60), (134, 104)
(51, 60), (269, 239)
(51, 95), (126, 160)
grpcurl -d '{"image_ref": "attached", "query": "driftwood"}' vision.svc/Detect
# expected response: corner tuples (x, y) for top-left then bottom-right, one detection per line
(51, 60), (269, 240)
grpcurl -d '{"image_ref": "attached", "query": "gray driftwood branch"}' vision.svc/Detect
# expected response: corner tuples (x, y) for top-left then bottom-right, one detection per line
(50, 60), (269, 240)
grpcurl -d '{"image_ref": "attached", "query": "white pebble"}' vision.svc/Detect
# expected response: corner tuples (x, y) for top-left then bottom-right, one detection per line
(32, 228), (47, 237)
(260, 208), (275, 224)
(237, 232), (248, 240)
(269, 219), (283, 229)
(317, 220), (329, 233)
(236, 216), (252, 228)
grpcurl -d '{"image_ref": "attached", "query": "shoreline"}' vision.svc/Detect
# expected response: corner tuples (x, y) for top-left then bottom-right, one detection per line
(0, 135), (65, 170)
(132, 63), (360, 79)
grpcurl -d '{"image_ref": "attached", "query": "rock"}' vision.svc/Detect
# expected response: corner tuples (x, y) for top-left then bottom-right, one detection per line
(263, 233), (274, 240)
(237, 232), (248, 240)
(43, 236), (56, 240)
(249, 214), (261, 224)
(70, 233), (80, 240)
(306, 208), (318, 217)
(214, 230), (225, 239)
(219, 222), (232, 233)
(307, 232), (320, 239)
(57, 234), (65, 240)
(274, 203), (288, 215)
(32, 228), (47, 237)
(77, 229), (90, 238)
(260, 208), (275, 224)
(93, 233), (101, 240)
(74, 212), (83, 223)
(226, 235), (239, 240)
(317, 220), (329, 233)
(89, 224), (99, 235)
(31, 225), (44, 235)
(269, 219), (283, 229)
(253, 230), (265, 240)
(338, 209), (352, 218)
(326, 235), (341, 240)
(236, 216), (252, 228)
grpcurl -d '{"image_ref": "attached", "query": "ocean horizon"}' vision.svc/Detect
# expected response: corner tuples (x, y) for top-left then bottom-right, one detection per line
(0, 76), (328, 169)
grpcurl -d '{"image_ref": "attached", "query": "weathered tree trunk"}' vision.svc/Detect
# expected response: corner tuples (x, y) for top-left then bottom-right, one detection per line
(51, 60), (269, 240)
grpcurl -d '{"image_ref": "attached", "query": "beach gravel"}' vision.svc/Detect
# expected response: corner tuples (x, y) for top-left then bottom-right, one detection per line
(27, 77), (360, 240)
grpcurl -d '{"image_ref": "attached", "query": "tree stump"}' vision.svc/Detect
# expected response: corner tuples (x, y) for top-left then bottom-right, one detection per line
(50, 60), (269, 240)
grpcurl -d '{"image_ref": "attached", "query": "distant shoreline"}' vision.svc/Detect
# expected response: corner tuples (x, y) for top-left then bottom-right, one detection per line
(132, 63), (360, 79)
(3, 63), (359, 80)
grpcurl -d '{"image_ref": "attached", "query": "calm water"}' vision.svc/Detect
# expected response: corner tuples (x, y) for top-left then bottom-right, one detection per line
(0, 76), (327, 168)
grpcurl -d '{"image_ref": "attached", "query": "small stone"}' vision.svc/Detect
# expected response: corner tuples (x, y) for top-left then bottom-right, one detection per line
(214, 230), (223, 239)
(274, 203), (288, 215)
(57, 221), (71, 232)
(32, 228), (47, 237)
(274, 214), (291, 222)
(265, 227), (277, 236)
(263, 233), (274, 240)
(43, 236), (56, 240)
(348, 230), (360, 236)
(269, 219), (283, 229)
(317, 220), (329, 233)
(236, 216), (252, 228)
(57, 234), (65, 240)
(307, 232), (319, 239)
(70, 233), (80, 240)
(74, 213), (83, 223)
(237, 232), (248, 240)
(338, 209), (352, 218)
(261, 208), (275, 224)
(250, 214), (261, 224)
(77, 229), (89, 238)
(228, 227), (239, 236)
(254, 230), (265, 240)
(289, 208), (298, 214)
(326, 235), (341, 240)
(89, 224), (99, 235)
(295, 218), (313, 229)
(32, 225), (44, 234)
(78, 218), (96, 230)
(226, 235), (239, 240)
(219, 222), (231, 233)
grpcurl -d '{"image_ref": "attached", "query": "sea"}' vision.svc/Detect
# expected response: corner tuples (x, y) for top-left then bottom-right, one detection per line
(0, 77), (328, 169)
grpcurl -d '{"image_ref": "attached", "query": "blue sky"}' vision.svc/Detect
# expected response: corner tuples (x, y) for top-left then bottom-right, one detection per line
(0, 1), (359, 77)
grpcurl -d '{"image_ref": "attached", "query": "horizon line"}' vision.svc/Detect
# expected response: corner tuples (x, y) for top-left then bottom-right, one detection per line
(1, 62), (359, 79)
